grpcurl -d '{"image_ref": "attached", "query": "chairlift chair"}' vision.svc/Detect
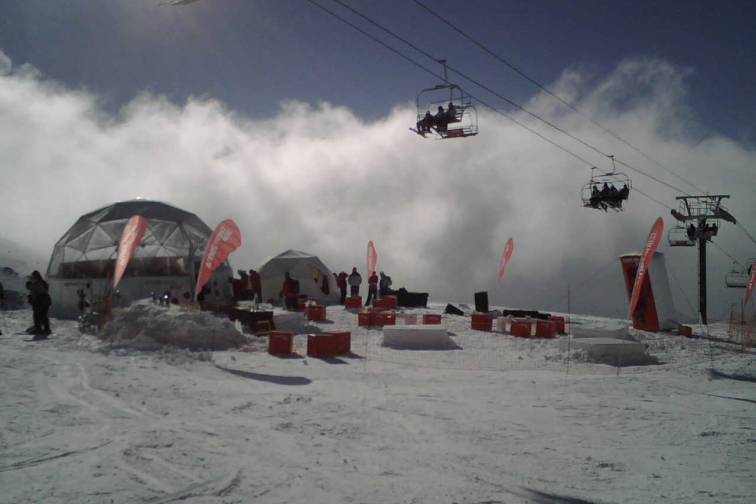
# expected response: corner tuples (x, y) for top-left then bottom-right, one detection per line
(725, 258), (755, 288)
(581, 167), (632, 211)
(411, 83), (478, 139)
(667, 226), (695, 247)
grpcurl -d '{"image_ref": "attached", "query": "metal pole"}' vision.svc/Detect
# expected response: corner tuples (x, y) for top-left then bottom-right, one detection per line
(566, 285), (571, 375)
(698, 218), (708, 325)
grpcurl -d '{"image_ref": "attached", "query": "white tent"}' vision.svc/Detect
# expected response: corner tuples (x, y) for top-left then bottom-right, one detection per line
(258, 250), (339, 305)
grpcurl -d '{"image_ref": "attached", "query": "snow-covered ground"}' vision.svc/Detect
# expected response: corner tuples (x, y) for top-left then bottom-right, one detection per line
(0, 303), (754, 504)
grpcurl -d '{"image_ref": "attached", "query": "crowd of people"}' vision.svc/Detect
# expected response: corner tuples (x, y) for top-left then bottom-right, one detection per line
(416, 102), (459, 135)
(588, 182), (629, 211)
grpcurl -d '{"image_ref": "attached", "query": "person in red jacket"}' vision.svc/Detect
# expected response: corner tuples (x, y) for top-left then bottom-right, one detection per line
(336, 271), (348, 304)
(280, 272), (298, 310)
(365, 270), (378, 306)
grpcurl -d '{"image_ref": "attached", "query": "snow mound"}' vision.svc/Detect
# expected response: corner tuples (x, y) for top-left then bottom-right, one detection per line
(99, 301), (246, 351)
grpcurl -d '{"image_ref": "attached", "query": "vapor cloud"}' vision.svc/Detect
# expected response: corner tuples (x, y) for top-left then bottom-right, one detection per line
(1, 51), (754, 319)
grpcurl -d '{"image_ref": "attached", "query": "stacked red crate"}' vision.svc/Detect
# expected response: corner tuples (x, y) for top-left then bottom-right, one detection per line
(422, 314), (442, 325)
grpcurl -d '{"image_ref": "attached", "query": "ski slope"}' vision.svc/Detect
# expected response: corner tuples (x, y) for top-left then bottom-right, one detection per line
(0, 304), (753, 504)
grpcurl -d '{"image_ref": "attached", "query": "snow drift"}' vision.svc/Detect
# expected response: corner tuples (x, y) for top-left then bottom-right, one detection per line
(100, 301), (245, 351)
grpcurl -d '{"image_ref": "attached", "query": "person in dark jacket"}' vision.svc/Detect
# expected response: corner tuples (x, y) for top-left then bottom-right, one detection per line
(365, 271), (379, 306)
(378, 271), (392, 298)
(336, 271), (348, 304)
(28, 270), (51, 338)
(347, 268), (362, 298)
(280, 272), (298, 310)
(249, 269), (262, 304)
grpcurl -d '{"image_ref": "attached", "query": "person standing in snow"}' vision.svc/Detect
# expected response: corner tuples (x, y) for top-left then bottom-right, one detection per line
(365, 270), (378, 306)
(379, 271), (392, 298)
(347, 267), (361, 298)
(336, 271), (348, 304)
(28, 271), (51, 339)
(280, 272), (298, 310)
(248, 269), (262, 305)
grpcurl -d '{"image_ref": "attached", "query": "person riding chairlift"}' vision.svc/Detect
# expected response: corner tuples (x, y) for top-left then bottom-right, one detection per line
(434, 105), (448, 134)
(446, 102), (458, 123)
(416, 110), (434, 134)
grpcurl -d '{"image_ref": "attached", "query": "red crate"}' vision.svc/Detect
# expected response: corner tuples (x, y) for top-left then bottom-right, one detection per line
(373, 298), (391, 309)
(511, 318), (532, 337)
(306, 304), (326, 321)
(323, 331), (351, 355)
(422, 314), (442, 325)
(307, 333), (340, 358)
(358, 311), (374, 327)
(268, 331), (294, 355)
(345, 296), (362, 310)
(296, 297), (308, 312)
(549, 316), (566, 335)
(382, 295), (398, 309)
(374, 311), (396, 327)
(471, 313), (493, 332)
(535, 319), (557, 338)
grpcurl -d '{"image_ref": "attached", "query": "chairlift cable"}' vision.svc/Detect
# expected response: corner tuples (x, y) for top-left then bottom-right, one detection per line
(327, 0), (691, 197)
(711, 241), (746, 269)
(306, 0), (679, 214)
(735, 222), (756, 246)
(411, 0), (706, 196)
(305, 0), (594, 167)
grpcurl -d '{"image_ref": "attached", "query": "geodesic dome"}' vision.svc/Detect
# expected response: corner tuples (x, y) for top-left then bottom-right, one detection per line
(47, 199), (213, 279)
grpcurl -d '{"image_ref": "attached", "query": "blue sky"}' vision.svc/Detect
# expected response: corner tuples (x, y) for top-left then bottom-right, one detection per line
(1, 0), (754, 142)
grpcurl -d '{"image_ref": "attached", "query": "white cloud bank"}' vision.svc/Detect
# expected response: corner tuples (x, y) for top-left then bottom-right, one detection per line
(1, 50), (754, 319)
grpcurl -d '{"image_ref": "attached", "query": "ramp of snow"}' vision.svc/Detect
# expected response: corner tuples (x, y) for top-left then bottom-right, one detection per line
(382, 324), (455, 350)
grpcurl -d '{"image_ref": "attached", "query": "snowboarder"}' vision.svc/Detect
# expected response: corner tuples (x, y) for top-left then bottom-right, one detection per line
(365, 271), (378, 306)
(336, 271), (348, 304)
(28, 271), (51, 339)
(347, 267), (362, 297)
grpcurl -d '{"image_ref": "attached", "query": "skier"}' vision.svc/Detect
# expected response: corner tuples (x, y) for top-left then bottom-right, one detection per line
(347, 267), (362, 298)
(0, 280), (4, 335)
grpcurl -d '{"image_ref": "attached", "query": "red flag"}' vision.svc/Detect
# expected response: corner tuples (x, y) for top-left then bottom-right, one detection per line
(113, 215), (147, 289)
(194, 219), (241, 299)
(629, 217), (664, 316)
(745, 260), (756, 306)
(367, 240), (378, 277)
(497, 238), (515, 285)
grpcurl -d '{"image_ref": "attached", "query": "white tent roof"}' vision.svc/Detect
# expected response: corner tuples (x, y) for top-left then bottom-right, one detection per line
(258, 249), (339, 305)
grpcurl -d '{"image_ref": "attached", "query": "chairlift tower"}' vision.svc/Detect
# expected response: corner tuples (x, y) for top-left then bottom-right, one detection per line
(670, 195), (736, 324)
